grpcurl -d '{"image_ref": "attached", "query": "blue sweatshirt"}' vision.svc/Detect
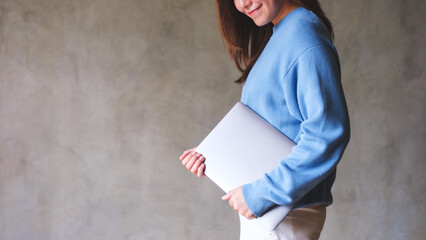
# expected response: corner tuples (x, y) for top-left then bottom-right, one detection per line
(241, 7), (350, 217)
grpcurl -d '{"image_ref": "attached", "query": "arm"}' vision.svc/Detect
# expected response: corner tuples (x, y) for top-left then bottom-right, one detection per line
(242, 45), (351, 217)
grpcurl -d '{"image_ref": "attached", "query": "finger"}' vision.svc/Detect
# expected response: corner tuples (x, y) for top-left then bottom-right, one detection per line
(179, 148), (196, 160)
(190, 159), (201, 174)
(233, 202), (239, 210)
(179, 151), (190, 161)
(181, 147), (196, 159)
(197, 163), (205, 177)
(180, 149), (192, 159)
(181, 154), (193, 166)
(221, 192), (232, 200)
(190, 156), (205, 174)
(182, 151), (197, 165)
(185, 153), (201, 170)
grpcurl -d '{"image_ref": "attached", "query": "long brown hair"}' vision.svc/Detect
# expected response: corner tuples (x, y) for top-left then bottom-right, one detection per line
(216, 0), (334, 84)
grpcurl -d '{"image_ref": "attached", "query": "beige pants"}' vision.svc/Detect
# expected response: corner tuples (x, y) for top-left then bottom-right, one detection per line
(239, 205), (326, 240)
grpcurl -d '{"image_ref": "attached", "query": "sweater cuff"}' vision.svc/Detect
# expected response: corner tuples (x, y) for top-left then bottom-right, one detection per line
(242, 180), (275, 217)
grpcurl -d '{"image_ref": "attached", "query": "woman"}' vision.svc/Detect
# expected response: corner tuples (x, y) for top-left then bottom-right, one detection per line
(179, 0), (350, 239)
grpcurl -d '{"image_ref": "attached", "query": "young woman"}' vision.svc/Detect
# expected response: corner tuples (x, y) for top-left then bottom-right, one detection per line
(179, 0), (350, 239)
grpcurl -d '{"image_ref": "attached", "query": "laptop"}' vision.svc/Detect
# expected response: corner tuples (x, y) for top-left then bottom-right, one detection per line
(195, 102), (296, 231)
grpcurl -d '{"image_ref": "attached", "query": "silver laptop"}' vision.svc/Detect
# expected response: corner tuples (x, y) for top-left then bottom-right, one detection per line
(195, 102), (296, 231)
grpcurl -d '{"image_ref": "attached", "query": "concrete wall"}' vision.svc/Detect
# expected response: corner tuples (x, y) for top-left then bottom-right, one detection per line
(0, 0), (424, 239)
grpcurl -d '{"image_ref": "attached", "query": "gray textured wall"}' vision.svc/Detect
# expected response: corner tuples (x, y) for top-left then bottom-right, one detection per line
(0, 0), (424, 239)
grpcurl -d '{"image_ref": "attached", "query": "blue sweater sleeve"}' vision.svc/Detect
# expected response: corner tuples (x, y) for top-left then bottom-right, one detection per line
(242, 45), (350, 217)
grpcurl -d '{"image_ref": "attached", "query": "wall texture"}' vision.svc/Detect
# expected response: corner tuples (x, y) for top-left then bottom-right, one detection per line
(0, 0), (424, 239)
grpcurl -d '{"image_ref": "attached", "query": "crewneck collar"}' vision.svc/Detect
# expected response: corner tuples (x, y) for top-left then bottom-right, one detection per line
(272, 7), (304, 33)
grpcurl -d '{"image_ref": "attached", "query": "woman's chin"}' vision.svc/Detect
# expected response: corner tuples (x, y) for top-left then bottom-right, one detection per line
(252, 18), (270, 27)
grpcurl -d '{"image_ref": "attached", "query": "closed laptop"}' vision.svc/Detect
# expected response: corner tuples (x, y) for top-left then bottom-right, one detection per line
(195, 102), (296, 231)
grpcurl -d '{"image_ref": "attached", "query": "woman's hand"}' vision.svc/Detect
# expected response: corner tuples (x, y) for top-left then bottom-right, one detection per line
(222, 186), (256, 220)
(179, 147), (206, 177)
(180, 149), (255, 219)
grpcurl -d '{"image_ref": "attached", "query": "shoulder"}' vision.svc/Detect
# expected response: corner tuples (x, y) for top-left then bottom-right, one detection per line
(272, 7), (335, 55)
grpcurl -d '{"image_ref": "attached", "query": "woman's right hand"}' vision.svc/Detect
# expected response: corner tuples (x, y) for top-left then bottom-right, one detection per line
(179, 147), (206, 177)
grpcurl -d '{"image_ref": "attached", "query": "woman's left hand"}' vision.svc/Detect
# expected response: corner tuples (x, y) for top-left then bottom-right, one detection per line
(222, 186), (256, 220)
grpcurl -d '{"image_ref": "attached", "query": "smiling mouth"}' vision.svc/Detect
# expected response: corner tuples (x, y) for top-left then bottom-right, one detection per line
(247, 5), (261, 16)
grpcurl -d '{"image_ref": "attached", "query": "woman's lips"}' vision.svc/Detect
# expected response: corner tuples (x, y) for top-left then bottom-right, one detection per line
(247, 5), (261, 17)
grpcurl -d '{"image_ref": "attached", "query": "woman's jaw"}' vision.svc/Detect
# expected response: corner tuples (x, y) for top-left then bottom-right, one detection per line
(234, 0), (300, 26)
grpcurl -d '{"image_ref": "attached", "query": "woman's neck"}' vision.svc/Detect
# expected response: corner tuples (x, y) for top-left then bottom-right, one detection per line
(272, 1), (301, 25)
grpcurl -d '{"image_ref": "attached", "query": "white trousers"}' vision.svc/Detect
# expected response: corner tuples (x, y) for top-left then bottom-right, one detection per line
(239, 204), (326, 240)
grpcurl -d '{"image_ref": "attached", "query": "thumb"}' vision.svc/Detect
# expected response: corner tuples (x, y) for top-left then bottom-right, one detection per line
(221, 192), (232, 200)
